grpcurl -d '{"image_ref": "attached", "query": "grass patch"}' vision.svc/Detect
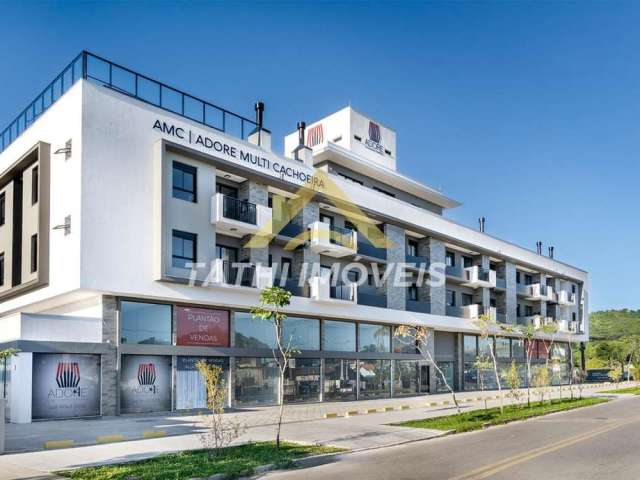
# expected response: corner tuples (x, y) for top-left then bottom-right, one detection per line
(393, 397), (609, 434)
(601, 386), (640, 395)
(56, 441), (345, 480)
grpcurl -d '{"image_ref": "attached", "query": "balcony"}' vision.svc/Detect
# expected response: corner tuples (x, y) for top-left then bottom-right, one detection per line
(406, 254), (429, 269)
(446, 304), (496, 320)
(462, 266), (496, 288)
(308, 221), (357, 258)
(358, 288), (388, 308)
(211, 194), (272, 238)
(517, 314), (556, 329)
(445, 264), (465, 279)
(556, 319), (570, 332)
(496, 277), (506, 290)
(406, 299), (431, 314)
(524, 283), (555, 302)
(309, 276), (357, 303)
(357, 239), (387, 260)
(211, 259), (272, 289)
(570, 320), (584, 334)
(556, 290), (577, 306)
(275, 277), (309, 297)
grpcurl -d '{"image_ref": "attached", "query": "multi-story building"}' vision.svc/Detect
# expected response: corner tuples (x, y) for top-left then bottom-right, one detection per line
(0, 52), (588, 423)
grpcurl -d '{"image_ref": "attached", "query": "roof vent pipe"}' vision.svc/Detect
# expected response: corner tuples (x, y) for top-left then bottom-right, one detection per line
(297, 121), (306, 147)
(536, 241), (542, 255)
(548, 246), (554, 259)
(255, 101), (264, 129)
(478, 217), (485, 233)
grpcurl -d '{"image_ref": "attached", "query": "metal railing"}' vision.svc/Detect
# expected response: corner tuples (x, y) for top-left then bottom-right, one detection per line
(222, 196), (257, 224)
(329, 225), (354, 249)
(330, 283), (354, 301)
(1, 51), (260, 154)
(358, 289), (387, 308)
(406, 299), (431, 314)
(221, 261), (255, 287)
(357, 240), (387, 259)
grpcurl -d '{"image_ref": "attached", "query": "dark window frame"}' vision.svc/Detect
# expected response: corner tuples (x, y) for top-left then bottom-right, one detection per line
(31, 166), (38, 205)
(0, 252), (4, 286)
(0, 192), (5, 226)
(172, 230), (197, 269)
(30, 233), (37, 273)
(172, 161), (197, 203)
(445, 251), (456, 267)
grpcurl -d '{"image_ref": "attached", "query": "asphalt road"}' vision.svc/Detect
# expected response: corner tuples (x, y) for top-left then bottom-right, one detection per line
(264, 395), (640, 480)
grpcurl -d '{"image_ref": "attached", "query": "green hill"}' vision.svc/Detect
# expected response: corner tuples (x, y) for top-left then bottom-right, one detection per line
(589, 309), (640, 340)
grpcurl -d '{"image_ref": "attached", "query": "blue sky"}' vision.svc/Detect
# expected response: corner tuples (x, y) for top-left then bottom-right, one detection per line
(0, 1), (638, 311)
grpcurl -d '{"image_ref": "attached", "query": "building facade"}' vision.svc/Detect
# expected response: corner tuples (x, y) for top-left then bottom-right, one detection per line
(0, 52), (588, 423)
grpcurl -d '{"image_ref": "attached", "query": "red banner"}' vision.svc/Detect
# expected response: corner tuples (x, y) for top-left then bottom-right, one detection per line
(176, 307), (229, 347)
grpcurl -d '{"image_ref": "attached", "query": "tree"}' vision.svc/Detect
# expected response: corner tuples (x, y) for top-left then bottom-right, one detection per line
(504, 360), (522, 406)
(473, 354), (492, 410)
(473, 314), (504, 414)
(608, 365), (623, 385)
(251, 286), (297, 448)
(196, 360), (244, 456)
(532, 365), (550, 404)
(0, 349), (19, 399)
(394, 325), (461, 414)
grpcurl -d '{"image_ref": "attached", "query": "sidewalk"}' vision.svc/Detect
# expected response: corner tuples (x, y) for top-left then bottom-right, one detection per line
(0, 382), (629, 480)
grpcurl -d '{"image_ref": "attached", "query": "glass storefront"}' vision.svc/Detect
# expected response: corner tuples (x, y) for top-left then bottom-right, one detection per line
(282, 317), (320, 351)
(359, 323), (391, 353)
(234, 312), (277, 349)
(283, 358), (321, 403)
(394, 360), (421, 396)
(393, 327), (416, 353)
(463, 362), (478, 391)
(120, 301), (172, 345)
(323, 358), (357, 401)
(322, 320), (356, 351)
(234, 357), (279, 405)
(435, 361), (455, 393)
(496, 338), (511, 360)
(359, 360), (391, 399)
(463, 335), (477, 361)
(176, 356), (228, 410)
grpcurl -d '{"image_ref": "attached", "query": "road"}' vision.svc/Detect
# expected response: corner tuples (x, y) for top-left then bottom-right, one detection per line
(264, 396), (640, 480)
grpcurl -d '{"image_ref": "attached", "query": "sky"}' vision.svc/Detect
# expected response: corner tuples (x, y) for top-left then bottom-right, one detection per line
(0, 1), (638, 311)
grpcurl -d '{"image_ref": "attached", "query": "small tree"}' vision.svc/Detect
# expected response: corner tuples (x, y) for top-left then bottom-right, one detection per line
(394, 325), (461, 414)
(474, 314), (504, 414)
(0, 349), (19, 399)
(504, 360), (522, 406)
(251, 286), (297, 448)
(573, 367), (586, 399)
(608, 365), (623, 385)
(196, 360), (244, 456)
(515, 324), (537, 408)
(532, 365), (550, 404)
(473, 354), (492, 410)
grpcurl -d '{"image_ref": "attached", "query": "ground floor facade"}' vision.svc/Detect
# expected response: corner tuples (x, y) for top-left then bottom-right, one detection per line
(0, 295), (574, 423)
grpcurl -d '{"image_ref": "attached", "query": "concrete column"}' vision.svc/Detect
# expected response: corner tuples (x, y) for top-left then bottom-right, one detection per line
(292, 201), (320, 285)
(425, 238), (446, 315)
(504, 262), (517, 324)
(239, 181), (269, 266)
(384, 223), (406, 310)
(425, 330), (438, 394)
(478, 255), (491, 309)
(539, 273), (547, 317)
(101, 296), (119, 417)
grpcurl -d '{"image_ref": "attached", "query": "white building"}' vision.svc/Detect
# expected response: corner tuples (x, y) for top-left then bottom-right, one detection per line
(0, 52), (587, 423)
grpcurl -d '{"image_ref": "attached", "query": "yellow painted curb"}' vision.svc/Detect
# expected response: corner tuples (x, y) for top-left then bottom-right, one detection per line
(441, 400), (450, 405)
(428, 402), (439, 407)
(365, 408), (379, 414)
(400, 405), (411, 410)
(384, 406), (394, 412)
(346, 410), (359, 417)
(143, 430), (166, 439)
(97, 434), (125, 444)
(324, 413), (339, 419)
(476, 397), (484, 401)
(44, 440), (74, 450)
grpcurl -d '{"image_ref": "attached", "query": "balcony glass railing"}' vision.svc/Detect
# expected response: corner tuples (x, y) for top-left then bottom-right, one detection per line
(220, 261), (255, 287)
(496, 277), (506, 289)
(222, 196), (257, 224)
(1, 51), (260, 155)
(276, 277), (309, 297)
(406, 254), (429, 266)
(406, 299), (431, 314)
(358, 289), (387, 308)
(329, 225), (354, 249)
(357, 240), (387, 259)
(445, 265), (464, 278)
(330, 283), (354, 301)
(278, 221), (303, 239)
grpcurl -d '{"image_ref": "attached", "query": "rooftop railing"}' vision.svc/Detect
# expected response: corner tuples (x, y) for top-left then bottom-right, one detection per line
(0, 51), (261, 155)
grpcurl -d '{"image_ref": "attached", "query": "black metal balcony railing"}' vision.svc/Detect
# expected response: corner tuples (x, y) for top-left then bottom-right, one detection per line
(329, 225), (354, 249)
(221, 261), (255, 287)
(222, 196), (257, 225)
(1, 51), (260, 155)
(330, 283), (354, 301)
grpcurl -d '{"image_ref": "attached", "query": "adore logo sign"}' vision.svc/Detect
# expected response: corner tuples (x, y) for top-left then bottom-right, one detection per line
(56, 362), (80, 389)
(364, 121), (384, 155)
(137, 363), (156, 386)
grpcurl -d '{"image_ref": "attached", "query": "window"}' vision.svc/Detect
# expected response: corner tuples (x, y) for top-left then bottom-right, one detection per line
(372, 185), (395, 197)
(280, 257), (292, 280)
(408, 283), (418, 301)
(407, 239), (418, 257)
(234, 311), (277, 349)
(572, 312), (577, 322)
(462, 256), (473, 268)
(338, 172), (363, 185)
(496, 338), (511, 359)
(323, 359), (357, 401)
(463, 335), (478, 361)
(359, 323), (391, 352)
(512, 339), (525, 359)
(393, 326), (417, 353)
(172, 161), (197, 202)
(461, 293), (474, 306)
(320, 213), (333, 226)
(120, 301), (172, 344)
(359, 360), (391, 399)
(446, 289), (456, 307)
(525, 305), (533, 316)
(344, 220), (357, 232)
(282, 317), (320, 350)
(516, 272), (521, 284)
(517, 304), (521, 317)
(445, 251), (456, 267)
(524, 274), (533, 285)
(30, 234), (37, 273)
(216, 183), (237, 198)
(234, 357), (279, 405)
(172, 230), (196, 268)
(283, 358), (321, 403)
(0, 252), (4, 286)
(572, 284), (576, 294)
(31, 166), (38, 204)
(322, 320), (356, 351)
(394, 360), (422, 396)
(0, 192), (5, 226)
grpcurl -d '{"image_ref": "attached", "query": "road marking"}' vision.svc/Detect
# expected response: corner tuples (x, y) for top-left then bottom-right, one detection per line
(97, 434), (125, 443)
(142, 430), (166, 439)
(449, 417), (639, 480)
(43, 440), (74, 449)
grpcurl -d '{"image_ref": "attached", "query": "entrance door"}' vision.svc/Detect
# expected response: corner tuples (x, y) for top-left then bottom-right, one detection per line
(420, 365), (430, 393)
